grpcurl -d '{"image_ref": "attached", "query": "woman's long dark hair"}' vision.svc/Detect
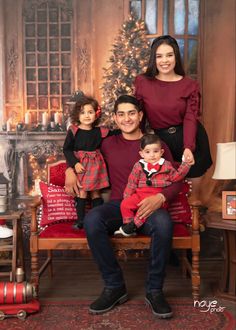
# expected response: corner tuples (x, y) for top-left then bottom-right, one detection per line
(144, 35), (185, 78)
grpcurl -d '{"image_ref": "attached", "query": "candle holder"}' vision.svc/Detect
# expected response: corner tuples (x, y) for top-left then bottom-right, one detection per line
(55, 123), (63, 131)
(2, 124), (7, 131)
(41, 125), (48, 132)
(16, 123), (25, 131)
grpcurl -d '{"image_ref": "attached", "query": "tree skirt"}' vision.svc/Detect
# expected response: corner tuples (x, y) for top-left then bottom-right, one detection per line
(0, 299), (235, 330)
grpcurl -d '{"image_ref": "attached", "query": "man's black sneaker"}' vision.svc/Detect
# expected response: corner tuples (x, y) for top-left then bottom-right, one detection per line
(114, 222), (137, 237)
(89, 286), (128, 314)
(145, 291), (173, 318)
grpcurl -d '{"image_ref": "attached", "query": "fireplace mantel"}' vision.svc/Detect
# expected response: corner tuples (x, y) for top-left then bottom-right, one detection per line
(0, 131), (66, 141)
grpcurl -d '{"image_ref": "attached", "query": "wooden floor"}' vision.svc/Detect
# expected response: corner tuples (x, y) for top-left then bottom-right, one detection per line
(34, 254), (235, 317)
(37, 255), (222, 300)
(1, 250), (235, 317)
(1, 227), (235, 315)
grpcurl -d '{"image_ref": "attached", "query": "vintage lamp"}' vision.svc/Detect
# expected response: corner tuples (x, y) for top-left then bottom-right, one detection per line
(212, 142), (236, 219)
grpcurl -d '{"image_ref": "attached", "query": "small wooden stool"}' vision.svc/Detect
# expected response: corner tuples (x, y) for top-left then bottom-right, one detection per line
(0, 211), (24, 282)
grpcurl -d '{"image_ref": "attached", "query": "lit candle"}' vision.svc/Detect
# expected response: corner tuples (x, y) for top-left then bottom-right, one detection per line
(6, 119), (11, 131)
(25, 112), (31, 125)
(42, 112), (48, 126)
(0, 196), (7, 213)
(54, 112), (59, 124)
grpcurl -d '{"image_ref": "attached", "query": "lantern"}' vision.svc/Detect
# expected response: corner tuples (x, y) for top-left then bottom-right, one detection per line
(0, 173), (9, 213)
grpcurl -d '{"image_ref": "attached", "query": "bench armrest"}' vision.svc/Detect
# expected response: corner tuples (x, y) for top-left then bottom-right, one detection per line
(30, 197), (42, 233)
(30, 196), (41, 208)
(189, 203), (200, 233)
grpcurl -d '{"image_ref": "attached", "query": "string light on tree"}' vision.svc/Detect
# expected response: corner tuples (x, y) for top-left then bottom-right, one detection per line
(100, 14), (150, 127)
(28, 154), (57, 195)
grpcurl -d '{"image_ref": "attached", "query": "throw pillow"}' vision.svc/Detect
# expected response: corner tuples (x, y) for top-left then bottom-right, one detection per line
(49, 161), (67, 187)
(39, 181), (77, 227)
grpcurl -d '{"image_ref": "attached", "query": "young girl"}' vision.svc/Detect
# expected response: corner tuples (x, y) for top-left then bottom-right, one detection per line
(63, 95), (110, 229)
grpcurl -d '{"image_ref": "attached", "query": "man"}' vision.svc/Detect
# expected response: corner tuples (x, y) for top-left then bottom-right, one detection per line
(65, 95), (183, 318)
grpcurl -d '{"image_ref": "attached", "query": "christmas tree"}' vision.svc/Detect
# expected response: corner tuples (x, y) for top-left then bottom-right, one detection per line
(100, 15), (150, 127)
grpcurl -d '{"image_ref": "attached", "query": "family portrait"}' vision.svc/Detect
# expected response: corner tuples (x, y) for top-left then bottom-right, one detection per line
(0, 0), (235, 327)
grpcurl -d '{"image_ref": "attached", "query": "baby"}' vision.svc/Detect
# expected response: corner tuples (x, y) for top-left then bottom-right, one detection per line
(115, 134), (192, 237)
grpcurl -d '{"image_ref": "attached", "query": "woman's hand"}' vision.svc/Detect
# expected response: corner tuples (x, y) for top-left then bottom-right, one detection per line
(65, 167), (82, 196)
(183, 148), (195, 165)
(136, 193), (166, 219)
(75, 162), (85, 174)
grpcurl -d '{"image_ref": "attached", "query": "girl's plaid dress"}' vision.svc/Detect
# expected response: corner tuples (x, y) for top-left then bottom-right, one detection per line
(63, 125), (110, 191)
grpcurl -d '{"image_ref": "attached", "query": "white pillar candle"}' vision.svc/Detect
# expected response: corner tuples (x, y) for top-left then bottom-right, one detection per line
(42, 112), (48, 126)
(0, 196), (7, 213)
(6, 119), (11, 131)
(54, 112), (59, 124)
(25, 112), (31, 125)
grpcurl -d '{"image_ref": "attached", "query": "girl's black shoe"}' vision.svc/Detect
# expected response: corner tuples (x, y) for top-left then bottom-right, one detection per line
(72, 220), (83, 230)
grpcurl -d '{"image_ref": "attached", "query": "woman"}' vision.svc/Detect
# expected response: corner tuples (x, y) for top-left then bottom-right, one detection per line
(134, 35), (212, 204)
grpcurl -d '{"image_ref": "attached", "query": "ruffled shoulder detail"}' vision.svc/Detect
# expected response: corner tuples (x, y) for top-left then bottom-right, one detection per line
(184, 78), (201, 117)
(189, 89), (201, 117)
(100, 126), (109, 138)
(69, 124), (79, 136)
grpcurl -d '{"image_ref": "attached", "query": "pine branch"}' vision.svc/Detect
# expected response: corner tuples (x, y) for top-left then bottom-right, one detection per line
(100, 14), (150, 128)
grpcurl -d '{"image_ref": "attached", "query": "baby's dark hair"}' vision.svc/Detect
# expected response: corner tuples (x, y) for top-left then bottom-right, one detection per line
(140, 134), (162, 149)
(70, 95), (99, 125)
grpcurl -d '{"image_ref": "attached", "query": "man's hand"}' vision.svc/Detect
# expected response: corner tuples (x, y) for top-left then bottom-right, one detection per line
(136, 193), (166, 219)
(64, 168), (82, 197)
(75, 162), (85, 174)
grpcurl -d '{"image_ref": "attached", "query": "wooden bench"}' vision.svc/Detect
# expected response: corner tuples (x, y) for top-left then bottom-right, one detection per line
(30, 160), (200, 300)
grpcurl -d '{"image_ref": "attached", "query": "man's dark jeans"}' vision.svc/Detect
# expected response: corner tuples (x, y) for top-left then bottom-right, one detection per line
(84, 200), (173, 292)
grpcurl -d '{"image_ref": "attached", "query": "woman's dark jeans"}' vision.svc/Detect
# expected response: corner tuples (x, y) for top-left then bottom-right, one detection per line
(84, 200), (173, 292)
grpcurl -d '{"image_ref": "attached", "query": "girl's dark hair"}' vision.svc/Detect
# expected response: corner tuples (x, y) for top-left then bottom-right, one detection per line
(144, 35), (185, 78)
(140, 134), (162, 149)
(114, 94), (141, 113)
(70, 95), (99, 125)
